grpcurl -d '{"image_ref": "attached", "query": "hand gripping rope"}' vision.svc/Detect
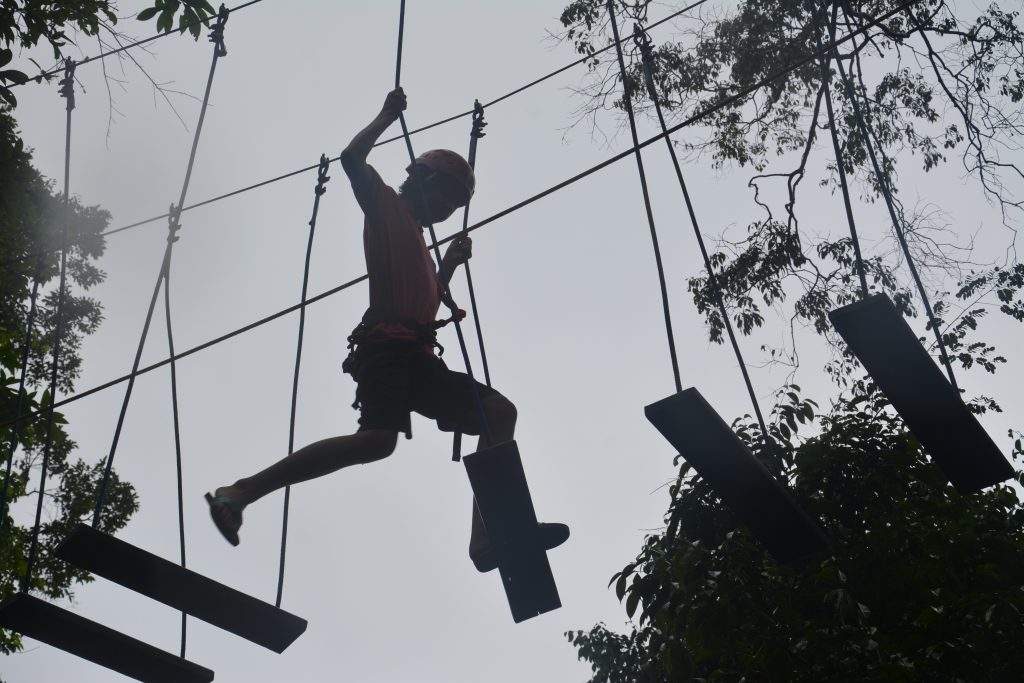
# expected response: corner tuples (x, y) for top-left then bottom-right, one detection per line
(21, 58), (77, 592)
(394, 0), (493, 449)
(276, 153), (331, 607)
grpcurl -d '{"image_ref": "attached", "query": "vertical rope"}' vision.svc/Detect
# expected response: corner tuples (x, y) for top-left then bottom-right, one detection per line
(830, 0), (958, 390)
(452, 102), (489, 463)
(607, 1), (683, 395)
(23, 58), (76, 590)
(94, 4), (230, 526)
(393, 0), (493, 449)
(0, 256), (46, 534)
(276, 154), (331, 608)
(163, 268), (187, 657)
(632, 26), (776, 463)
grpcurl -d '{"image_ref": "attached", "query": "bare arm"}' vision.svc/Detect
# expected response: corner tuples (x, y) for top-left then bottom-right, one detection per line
(438, 235), (472, 291)
(340, 88), (406, 203)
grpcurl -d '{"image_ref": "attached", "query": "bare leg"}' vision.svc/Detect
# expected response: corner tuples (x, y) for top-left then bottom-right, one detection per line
(469, 394), (517, 555)
(210, 429), (398, 537)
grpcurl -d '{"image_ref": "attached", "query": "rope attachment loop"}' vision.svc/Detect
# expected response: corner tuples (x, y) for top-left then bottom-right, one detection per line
(58, 58), (76, 110)
(209, 4), (230, 57)
(314, 153), (330, 197)
(166, 203), (183, 243)
(471, 100), (487, 141)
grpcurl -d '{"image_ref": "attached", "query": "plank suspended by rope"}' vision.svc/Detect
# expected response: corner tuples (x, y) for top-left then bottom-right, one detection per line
(277, 153), (332, 608)
(621, 15), (826, 563)
(824, 1), (1012, 494)
(5, 10), (308, 682)
(391, 0), (562, 620)
(0, 55), (219, 683)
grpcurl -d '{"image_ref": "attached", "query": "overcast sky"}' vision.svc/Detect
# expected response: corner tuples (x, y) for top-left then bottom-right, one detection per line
(5, 1), (1021, 682)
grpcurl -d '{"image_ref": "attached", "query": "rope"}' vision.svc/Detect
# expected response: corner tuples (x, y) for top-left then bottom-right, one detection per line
(607, 0), (682, 395)
(276, 153), (330, 608)
(1, 0), (721, 270)
(818, 4), (869, 300)
(452, 100), (489, 463)
(0, 257), (46, 535)
(22, 58), (76, 591)
(633, 26), (777, 467)
(0, 2), (917, 435)
(163, 265), (188, 657)
(831, 0), (958, 390)
(93, 5), (230, 526)
(394, 0), (493, 449)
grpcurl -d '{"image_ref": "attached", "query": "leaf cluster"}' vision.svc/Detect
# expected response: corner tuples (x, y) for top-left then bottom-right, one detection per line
(0, 111), (137, 654)
(571, 383), (1024, 681)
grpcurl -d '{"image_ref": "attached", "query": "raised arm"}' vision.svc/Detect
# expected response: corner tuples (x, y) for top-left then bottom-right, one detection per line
(340, 88), (407, 204)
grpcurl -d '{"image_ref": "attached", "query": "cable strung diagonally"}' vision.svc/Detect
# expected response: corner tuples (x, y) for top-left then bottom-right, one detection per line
(93, 5), (231, 527)
(1, 0), (719, 270)
(22, 58), (76, 592)
(0, 0), (920, 435)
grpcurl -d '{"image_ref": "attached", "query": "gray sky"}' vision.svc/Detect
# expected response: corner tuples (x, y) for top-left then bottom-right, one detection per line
(5, 1), (1021, 681)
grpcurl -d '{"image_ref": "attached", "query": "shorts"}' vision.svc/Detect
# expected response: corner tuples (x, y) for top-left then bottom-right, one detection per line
(346, 340), (498, 438)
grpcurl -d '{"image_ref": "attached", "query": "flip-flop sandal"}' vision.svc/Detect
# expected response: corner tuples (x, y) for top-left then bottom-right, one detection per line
(205, 492), (243, 546)
(471, 522), (570, 573)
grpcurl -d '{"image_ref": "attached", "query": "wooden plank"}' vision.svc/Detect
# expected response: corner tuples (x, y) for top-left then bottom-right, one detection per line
(0, 593), (214, 683)
(645, 388), (828, 563)
(463, 441), (561, 623)
(830, 294), (1013, 493)
(57, 524), (307, 653)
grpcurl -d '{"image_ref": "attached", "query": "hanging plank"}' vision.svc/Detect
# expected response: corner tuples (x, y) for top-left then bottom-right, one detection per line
(0, 593), (214, 683)
(463, 441), (561, 623)
(57, 523), (307, 653)
(830, 293), (1013, 493)
(645, 388), (828, 563)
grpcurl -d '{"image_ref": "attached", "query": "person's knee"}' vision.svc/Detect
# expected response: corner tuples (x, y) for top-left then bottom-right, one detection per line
(358, 429), (398, 462)
(483, 394), (517, 430)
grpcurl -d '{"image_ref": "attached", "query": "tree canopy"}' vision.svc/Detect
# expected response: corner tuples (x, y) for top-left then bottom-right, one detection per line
(559, 1), (1024, 680)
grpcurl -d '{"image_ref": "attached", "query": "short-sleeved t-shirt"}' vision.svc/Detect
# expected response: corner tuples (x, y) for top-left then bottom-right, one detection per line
(355, 166), (440, 326)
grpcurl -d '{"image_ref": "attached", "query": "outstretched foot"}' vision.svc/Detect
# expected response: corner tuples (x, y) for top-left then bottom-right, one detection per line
(205, 488), (245, 546)
(470, 522), (569, 573)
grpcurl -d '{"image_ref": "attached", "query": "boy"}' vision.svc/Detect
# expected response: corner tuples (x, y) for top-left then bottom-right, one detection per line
(207, 88), (568, 572)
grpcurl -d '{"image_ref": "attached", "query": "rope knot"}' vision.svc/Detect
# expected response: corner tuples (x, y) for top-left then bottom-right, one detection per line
(632, 24), (658, 100)
(166, 204), (182, 243)
(471, 100), (487, 140)
(58, 58), (76, 111)
(209, 4), (229, 57)
(314, 153), (331, 196)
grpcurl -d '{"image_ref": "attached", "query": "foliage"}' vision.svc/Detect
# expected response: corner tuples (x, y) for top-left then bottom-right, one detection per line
(0, 110), (137, 655)
(560, 2), (1024, 680)
(559, 0), (1024, 367)
(569, 383), (1024, 681)
(0, 0), (215, 107)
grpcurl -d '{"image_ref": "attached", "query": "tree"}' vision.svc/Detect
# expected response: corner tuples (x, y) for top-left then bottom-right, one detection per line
(1, 0), (217, 108)
(558, 1), (1024, 679)
(0, 109), (139, 656)
(568, 382), (1024, 681)
(558, 0), (1023, 371)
